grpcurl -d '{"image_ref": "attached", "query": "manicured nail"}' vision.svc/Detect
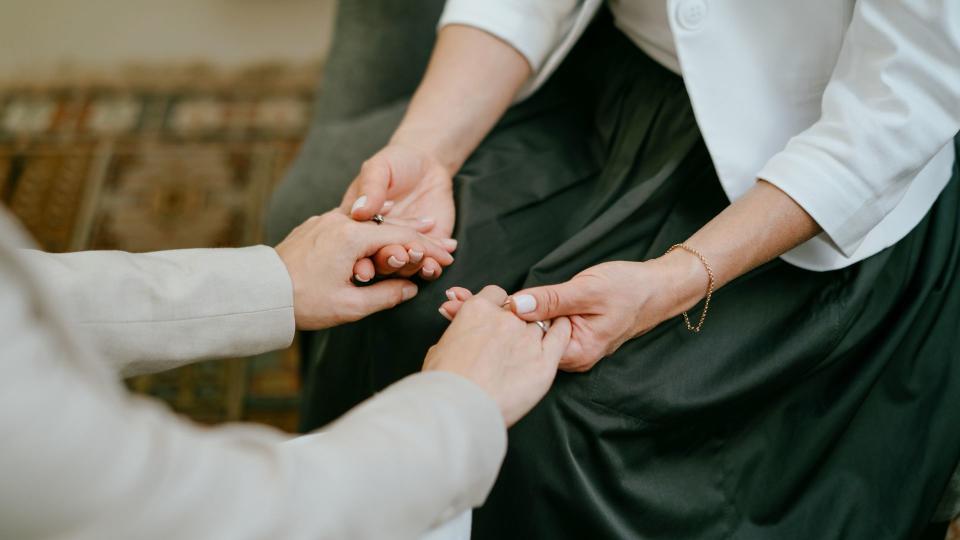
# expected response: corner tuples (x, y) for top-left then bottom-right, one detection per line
(402, 285), (418, 301)
(387, 255), (406, 268)
(382, 200), (395, 212)
(440, 238), (458, 250)
(351, 195), (367, 214)
(354, 273), (370, 283)
(422, 267), (435, 277)
(408, 249), (424, 263)
(419, 217), (435, 226)
(512, 294), (537, 314)
(438, 307), (452, 321)
(445, 289), (457, 302)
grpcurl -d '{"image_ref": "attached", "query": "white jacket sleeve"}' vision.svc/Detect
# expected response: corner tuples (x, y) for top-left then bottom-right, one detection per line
(0, 247), (507, 539)
(19, 246), (296, 377)
(438, 0), (601, 99)
(758, 0), (960, 256)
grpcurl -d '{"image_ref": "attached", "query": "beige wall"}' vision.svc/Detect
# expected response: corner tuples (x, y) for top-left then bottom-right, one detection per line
(0, 0), (336, 82)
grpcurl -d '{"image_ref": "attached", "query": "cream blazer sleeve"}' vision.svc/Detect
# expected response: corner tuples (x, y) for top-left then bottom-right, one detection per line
(18, 245), (296, 377)
(0, 212), (506, 540)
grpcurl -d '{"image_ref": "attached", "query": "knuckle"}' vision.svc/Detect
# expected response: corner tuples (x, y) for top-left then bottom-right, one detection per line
(544, 288), (563, 313)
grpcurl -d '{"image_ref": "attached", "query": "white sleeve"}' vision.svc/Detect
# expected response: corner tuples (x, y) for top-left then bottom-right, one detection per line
(0, 256), (506, 539)
(757, 0), (960, 256)
(438, 0), (602, 99)
(18, 246), (296, 377)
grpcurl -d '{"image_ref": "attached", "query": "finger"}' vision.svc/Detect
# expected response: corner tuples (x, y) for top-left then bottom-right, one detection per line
(353, 222), (455, 264)
(541, 317), (572, 366)
(394, 240), (437, 278)
(352, 258), (375, 283)
(423, 238), (455, 264)
(372, 244), (409, 275)
(444, 286), (472, 302)
(405, 240), (426, 265)
(384, 216), (436, 233)
(474, 285), (508, 307)
(352, 279), (419, 316)
(349, 159), (391, 220)
(381, 200), (395, 216)
(506, 281), (593, 322)
(420, 258), (442, 280)
(438, 298), (466, 320)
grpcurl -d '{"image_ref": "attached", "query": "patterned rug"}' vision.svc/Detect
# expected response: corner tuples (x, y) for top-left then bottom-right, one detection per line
(0, 63), (321, 431)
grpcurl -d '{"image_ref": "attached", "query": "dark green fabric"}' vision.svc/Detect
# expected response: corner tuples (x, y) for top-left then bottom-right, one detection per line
(298, 16), (960, 539)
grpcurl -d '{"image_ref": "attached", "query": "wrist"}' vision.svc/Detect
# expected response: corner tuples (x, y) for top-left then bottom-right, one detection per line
(390, 126), (464, 177)
(647, 249), (711, 318)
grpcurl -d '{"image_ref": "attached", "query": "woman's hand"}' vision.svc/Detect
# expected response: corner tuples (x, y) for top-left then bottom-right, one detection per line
(275, 210), (455, 330)
(341, 143), (456, 281)
(424, 286), (571, 426)
(439, 255), (710, 372)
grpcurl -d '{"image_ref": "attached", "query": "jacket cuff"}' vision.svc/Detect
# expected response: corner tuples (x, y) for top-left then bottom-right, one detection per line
(758, 145), (886, 258)
(438, 1), (565, 72)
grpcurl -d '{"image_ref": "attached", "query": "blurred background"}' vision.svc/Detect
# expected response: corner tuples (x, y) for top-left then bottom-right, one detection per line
(0, 0), (337, 432)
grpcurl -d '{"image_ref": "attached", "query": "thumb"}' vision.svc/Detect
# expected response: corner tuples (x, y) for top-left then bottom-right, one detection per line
(508, 281), (591, 321)
(349, 159), (391, 221)
(354, 279), (419, 316)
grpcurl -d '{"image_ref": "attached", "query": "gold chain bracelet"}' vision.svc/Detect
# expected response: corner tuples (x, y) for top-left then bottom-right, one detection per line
(665, 243), (715, 333)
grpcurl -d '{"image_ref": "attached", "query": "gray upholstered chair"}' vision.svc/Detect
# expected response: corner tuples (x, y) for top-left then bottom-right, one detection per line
(264, 0), (959, 531)
(265, 0), (446, 243)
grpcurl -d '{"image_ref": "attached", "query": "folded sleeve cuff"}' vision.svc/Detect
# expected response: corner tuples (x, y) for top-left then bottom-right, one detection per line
(439, 1), (563, 72)
(758, 146), (886, 258)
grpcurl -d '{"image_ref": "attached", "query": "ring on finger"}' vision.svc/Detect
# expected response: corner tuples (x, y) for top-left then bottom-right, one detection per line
(534, 320), (550, 333)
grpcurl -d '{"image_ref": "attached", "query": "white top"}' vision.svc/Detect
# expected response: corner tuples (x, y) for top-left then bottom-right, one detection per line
(0, 207), (503, 540)
(608, 0), (680, 73)
(439, 0), (960, 271)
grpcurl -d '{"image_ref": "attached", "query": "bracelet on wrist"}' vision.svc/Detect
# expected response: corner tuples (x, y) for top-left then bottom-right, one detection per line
(664, 243), (715, 333)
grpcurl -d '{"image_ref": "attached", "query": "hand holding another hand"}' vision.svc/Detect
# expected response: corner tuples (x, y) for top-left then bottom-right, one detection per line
(274, 211), (456, 331)
(424, 286), (571, 427)
(439, 256), (709, 372)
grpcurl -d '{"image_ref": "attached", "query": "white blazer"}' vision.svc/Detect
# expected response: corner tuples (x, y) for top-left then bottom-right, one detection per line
(0, 207), (502, 540)
(440, 0), (960, 271)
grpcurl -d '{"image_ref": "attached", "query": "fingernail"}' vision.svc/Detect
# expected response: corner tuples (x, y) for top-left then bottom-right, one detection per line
(351, 195), (367, 214)
(419, 217), (435, 226)
(354, 273), (370, 283)
(438, 307), (452, 321)
(441, 238), (458, 250)
(402, 285), (418, 301)
(387, 256), (405, 268)
(512, 294), (537, 314)
(422, 267), (435, 277)
(445, 289), (457, 302)
(408, 249), (424, 263)
(383, 200), (395, 211)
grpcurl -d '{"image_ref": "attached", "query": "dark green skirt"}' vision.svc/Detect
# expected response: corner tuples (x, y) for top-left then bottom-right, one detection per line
(301, 15), (960, 540)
